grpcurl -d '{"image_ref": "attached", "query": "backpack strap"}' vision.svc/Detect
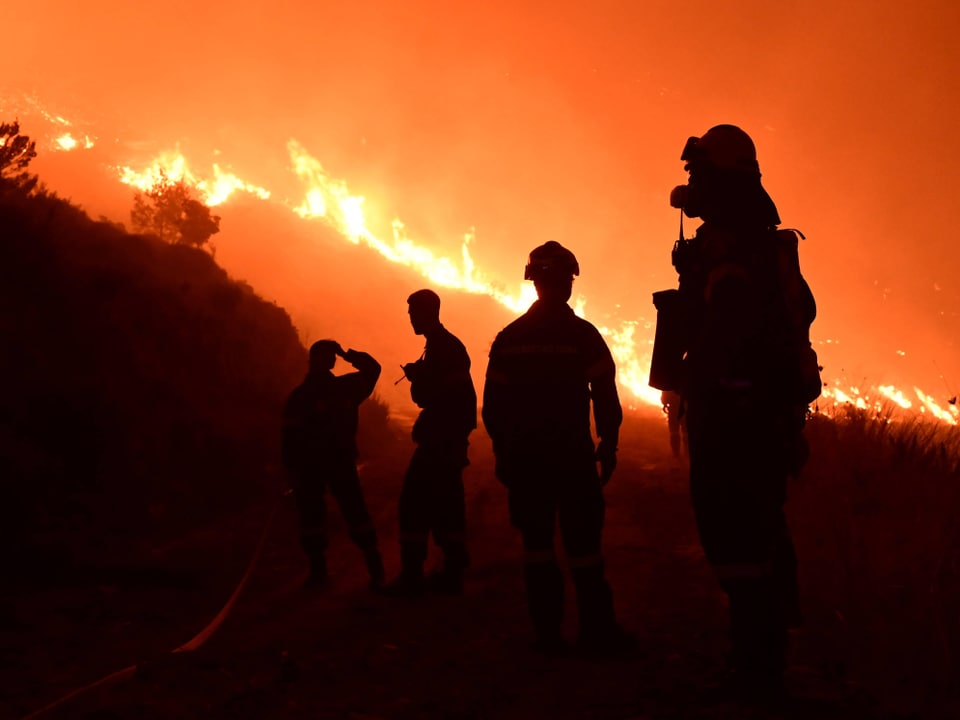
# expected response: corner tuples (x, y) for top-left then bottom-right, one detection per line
(775, 228), (816, 327)
(774, 228), (822, 403)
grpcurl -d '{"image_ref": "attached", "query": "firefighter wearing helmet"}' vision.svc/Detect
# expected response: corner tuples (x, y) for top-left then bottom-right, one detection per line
(660, 125), (817, 697)
(483, 241), (632, 655)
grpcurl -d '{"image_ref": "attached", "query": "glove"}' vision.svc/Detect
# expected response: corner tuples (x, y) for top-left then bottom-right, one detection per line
(595, 440), (617, 486)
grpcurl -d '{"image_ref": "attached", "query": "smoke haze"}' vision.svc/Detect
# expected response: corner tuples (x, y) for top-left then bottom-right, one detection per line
(4, 0), (959, 411)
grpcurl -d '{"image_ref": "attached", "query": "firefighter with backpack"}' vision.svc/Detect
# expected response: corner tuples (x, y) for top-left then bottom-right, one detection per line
(650, 124), (821, 697)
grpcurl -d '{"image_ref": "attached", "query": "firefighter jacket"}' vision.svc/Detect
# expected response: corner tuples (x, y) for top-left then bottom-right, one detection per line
(482, 299), (622, 460)
(282, 350), (381, 469)
(674, 222), (817, 409)
(407, 325), (477, 448)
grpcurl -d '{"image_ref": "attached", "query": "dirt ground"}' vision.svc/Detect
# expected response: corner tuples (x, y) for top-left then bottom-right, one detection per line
(2, 418), (955, 720)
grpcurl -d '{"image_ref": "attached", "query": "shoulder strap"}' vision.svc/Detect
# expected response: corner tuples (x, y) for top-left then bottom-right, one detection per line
(774, 227), (816, 329)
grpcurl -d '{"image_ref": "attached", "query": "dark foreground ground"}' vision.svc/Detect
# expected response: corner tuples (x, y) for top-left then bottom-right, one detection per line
(3, 418), (957, 720)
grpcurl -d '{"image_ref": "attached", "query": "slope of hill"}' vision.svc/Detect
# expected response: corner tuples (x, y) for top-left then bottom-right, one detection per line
(0, 178), (399, 578)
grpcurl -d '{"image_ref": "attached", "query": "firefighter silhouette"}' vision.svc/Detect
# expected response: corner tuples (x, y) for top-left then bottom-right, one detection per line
(281, 340), (385, 590)
(663, 124), (817, 696)
(483, 241), (633, 654)
(382, 289), (477, 596)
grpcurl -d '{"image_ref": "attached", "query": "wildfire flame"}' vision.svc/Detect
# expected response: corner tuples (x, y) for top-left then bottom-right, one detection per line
(53, 132), (94, 151)
(113, 141), (956, 424)
(287, 140), (663, 407)
(820, 384), (958, 425)
(118, 150), (270, 207)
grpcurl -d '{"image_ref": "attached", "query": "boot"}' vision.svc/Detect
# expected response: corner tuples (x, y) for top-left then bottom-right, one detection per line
(379, 568), (425, 597)
(364, 548), (385, 591)
(381, 543), (426, 597)
(575, 622), (637, 657)
(727, 584), (788, 697)
(304, 555), (329, 589)
(699, 664), (785, 706)
(530, 631), (569, 656)
(525, 561), (565, 650)
(425, 566), (463, 595)
(428, 544), (468, 595)
(572, 566), (632, 656)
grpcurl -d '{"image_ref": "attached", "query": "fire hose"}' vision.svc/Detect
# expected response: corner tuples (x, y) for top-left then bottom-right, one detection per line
(19, 488), (293, 720)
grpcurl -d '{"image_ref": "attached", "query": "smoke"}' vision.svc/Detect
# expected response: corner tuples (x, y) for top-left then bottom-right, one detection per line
(4, 0), (960, 409)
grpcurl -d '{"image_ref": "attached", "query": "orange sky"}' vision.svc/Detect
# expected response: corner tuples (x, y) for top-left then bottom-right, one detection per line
(4, 0), (960, 410)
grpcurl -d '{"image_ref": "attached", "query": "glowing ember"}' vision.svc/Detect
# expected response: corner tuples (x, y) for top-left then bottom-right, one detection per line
(914, 387), (959, 425)
(823, 386), (869, 411)
(820, 383), (958, 426)
(878, 385), (913, 409)
(52, 132), (94, 151)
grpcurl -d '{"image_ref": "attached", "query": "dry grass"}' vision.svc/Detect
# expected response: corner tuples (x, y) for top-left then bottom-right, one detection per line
(792, 406), (960, 706)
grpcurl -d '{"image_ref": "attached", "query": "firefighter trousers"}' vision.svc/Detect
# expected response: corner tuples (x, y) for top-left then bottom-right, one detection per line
(505, 453), (617, 644)
(398, 443), (469, 576)
(686, 399), (801, 677)
(293, 456), (379, 572)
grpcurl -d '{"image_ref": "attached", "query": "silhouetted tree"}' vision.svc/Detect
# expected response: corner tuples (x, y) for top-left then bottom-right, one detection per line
(1, 120), (39, 193)
(130, 170), (221, 249)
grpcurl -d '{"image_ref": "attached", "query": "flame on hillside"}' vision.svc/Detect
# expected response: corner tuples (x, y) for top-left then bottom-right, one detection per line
(288, 140), (662, 406)
(0, 98), (97, 153)
(113, 143), (957, 424)
(53, 132), (94, 151)
(820, 384), (958, 425)
(118, 150), (270, 207)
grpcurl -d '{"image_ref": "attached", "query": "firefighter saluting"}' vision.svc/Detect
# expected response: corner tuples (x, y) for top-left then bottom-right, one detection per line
(656, 124), (820, 697)
(282, 340), (386, 590)
(483, 241), (632, 655)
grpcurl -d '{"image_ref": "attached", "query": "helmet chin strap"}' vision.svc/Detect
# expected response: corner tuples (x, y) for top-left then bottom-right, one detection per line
(679, 207), (685, 242)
